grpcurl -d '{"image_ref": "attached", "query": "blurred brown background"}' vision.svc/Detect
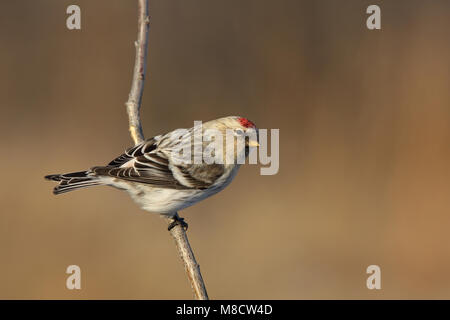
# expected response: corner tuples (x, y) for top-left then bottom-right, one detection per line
(0, 0), (449, 299)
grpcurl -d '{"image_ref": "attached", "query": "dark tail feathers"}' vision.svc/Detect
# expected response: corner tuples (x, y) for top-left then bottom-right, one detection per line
(45, 171), (102, 195)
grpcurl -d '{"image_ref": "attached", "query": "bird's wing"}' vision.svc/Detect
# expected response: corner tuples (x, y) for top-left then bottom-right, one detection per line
(93, 134), (225, 190)
(107, 136), (160, 167)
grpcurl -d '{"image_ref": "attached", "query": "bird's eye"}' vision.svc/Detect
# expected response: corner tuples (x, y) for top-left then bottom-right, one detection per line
(235, 129), (244, 136)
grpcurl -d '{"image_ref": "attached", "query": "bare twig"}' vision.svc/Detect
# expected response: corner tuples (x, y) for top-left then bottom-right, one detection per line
(126, 0), (209, 300)
(126, 0), (149, 145)
(168, 213), (209, 300)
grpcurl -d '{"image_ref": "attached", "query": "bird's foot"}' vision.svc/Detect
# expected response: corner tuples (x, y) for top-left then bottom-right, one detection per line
(168, 215), (188, 231)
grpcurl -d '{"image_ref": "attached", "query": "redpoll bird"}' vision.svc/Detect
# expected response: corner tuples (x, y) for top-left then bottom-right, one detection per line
(45, 116), (259, 228)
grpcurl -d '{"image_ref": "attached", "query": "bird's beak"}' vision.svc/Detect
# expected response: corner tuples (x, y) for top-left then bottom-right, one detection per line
(248, 140), (260, 147)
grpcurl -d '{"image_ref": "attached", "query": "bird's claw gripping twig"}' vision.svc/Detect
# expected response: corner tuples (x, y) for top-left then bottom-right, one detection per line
(168, 216), (188, 231)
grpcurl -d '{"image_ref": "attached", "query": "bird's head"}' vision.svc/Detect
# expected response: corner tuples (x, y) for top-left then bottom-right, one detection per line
(199, 116), (259, 164)
(204, 116), (259, 148)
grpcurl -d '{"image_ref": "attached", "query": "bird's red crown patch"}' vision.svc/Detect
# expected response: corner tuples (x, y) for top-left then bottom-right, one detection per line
(238, 117), (256, 128)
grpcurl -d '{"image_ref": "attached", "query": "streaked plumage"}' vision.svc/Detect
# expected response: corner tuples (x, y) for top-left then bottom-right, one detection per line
(45, 116), (258, 217)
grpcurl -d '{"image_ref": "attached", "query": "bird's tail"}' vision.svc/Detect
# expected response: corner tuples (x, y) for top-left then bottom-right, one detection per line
(45, 171), (103, 195)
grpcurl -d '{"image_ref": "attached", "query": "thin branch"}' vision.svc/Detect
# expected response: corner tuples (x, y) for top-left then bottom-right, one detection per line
(168, 214), (209, 300)
(126, 0), (149, 145)
(126, 0), (209, 300)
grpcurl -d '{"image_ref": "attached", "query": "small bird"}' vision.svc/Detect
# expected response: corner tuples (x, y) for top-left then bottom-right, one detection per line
(45, 116), (259, 229)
